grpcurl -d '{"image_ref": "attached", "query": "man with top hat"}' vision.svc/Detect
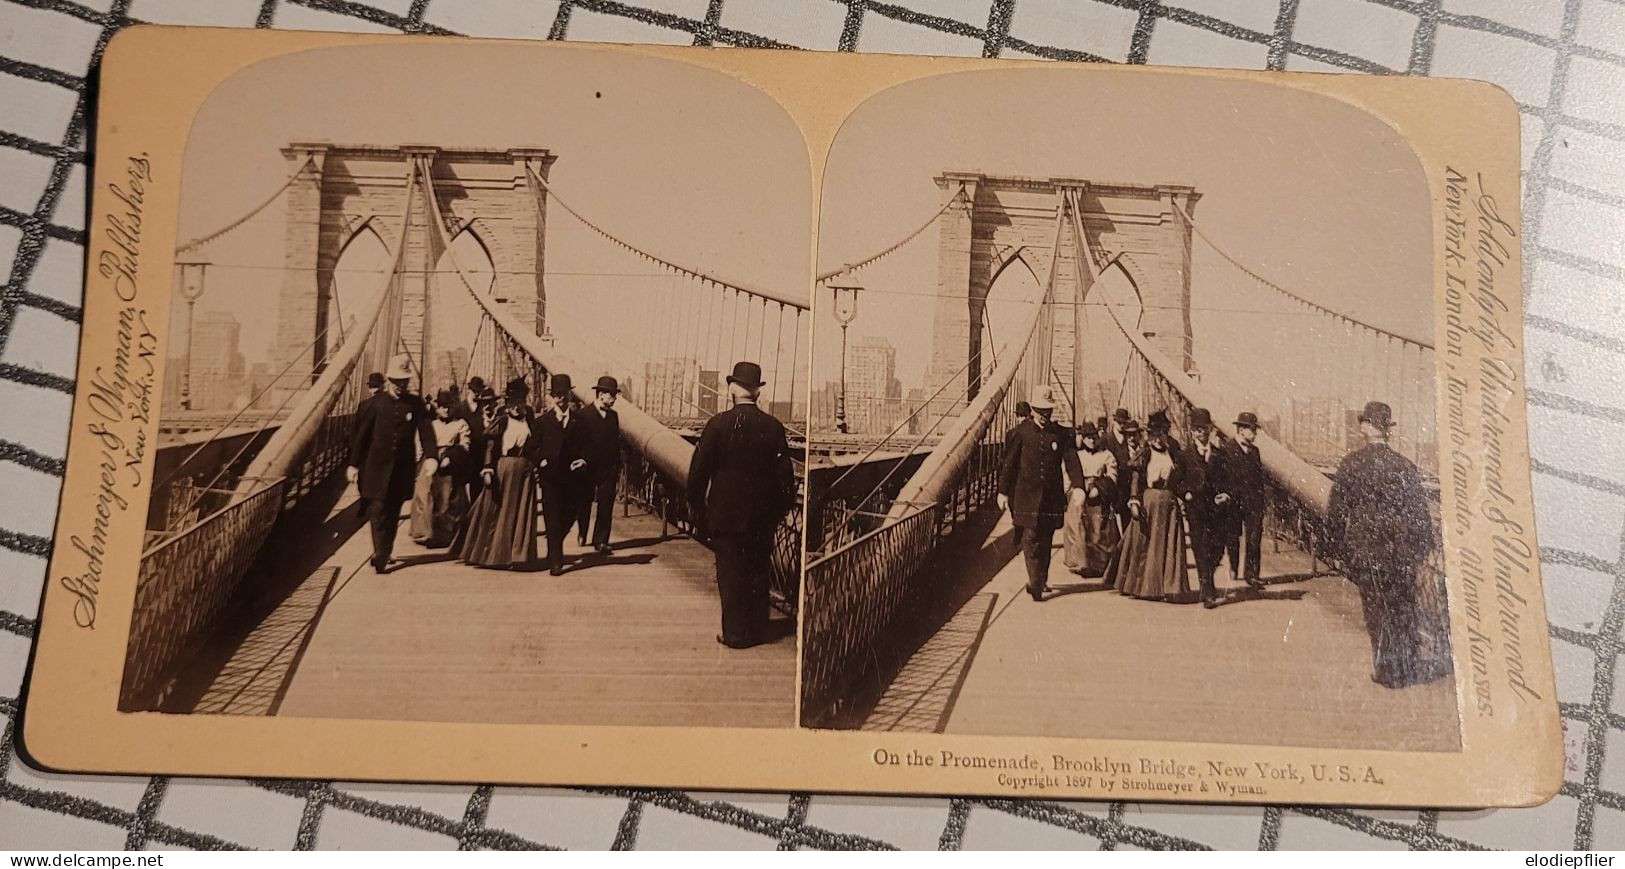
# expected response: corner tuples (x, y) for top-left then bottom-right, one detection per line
(997, 385), (1085, 601)
(1182, 407), (1233, 607)
(577, 375), (623, 554)
(1224, 411), (1269, 589)
(347, 354), (437, 574)
(537, 372), (592, 576)
(688, 361), (797, 649)
(1328, 400), (1441, 688)
(1104, 408), (1137, 525)
(366, 371), (385, 397)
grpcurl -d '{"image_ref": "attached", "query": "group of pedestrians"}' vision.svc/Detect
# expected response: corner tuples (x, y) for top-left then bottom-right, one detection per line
(346, 354), (623, 578)
(344, 355), (796, 650)
(996, 387), (1444, 689)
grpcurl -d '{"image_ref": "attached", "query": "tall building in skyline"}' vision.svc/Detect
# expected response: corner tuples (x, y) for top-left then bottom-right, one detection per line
(190, 310), (247, 411)
(643, 356), (699, 421)
(847, 335), (903, 435)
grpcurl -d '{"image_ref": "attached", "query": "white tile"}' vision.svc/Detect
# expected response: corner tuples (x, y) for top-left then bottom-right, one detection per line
(1432, 23), (1556, 108)
(1577, 0), (1625, 52)
(719, 0), (848, 50)
(0, 223), (21, 278)
(1538, 555), (1616, 637)
(1526, 327), (1625, 420)
(1532, 472), (1625, 565)
(1436, 796), (1579, 849)
(855, 8), (984, 57)
(1541, 185), (1625, 273)
(0, 71), (80, 144)
(1, 305), (80, 380)
(802, 795), (952, 850)
(27, 237), (84, 308)
(271, 5), (398, 33)
(0, 799), (128, 850)
(564, 8), (695, 46)
(1547, 633), (1592, 707)
(1561, 713), (1589, 784)
(0, 629), (30, 696)
(960, 805), (1101, 849)
(51, 162), (86, 233)
(1548, 122), (1625, 197)
(1170, 0), (1278, 33)
(1563, 54), (1625, 130)
(1292, 0), (1417, 70)
(632, 803), (777, 850)
(0, 375), (69, 459)
(0, 462), (62, 541)
(1284, 52), (1359, 73)
(157, 780), (306, 850)
(1144, 17), (1269, 69)
(1527, 256), (1625, 343)
(423, 0), (562, 39)
(1520, 112), (1543, 172)
(1596, 806), (1625, 849)
(127, 0), (263, 27)
(1275, 811), (1408, 849)
(1008, 0), (1139, 62)
(5, 748), (151, 812)
(354, 0), (414, 16)
(0, 547), (48, 620)
(1118, 804), (1265, 849)
(315, 806), (458, 850)
(0, 146), (57, 214)
(0, 4), (104, 77)
(626, 0), (710, 17)
(1600, 727), (1625, 796)
(483, 787), (626, 849)
(331, 782), (474, 822)
(1444, 0), (1568, 39)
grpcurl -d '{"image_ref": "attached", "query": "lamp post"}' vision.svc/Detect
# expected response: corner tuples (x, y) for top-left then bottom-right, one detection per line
(828, 280), (862, 435)
(175, 252), (211, 411)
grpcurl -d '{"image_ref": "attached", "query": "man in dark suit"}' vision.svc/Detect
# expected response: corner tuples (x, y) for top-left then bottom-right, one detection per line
(1104, 408), (1135, 523)
(688, 361), (797, 649)
(998, 385), (1085, 602)
(1224, 411), (1268, 589)
(1183, 407), (1232, 608)
(576, 375), (623, 554)
(536, 373), (591, 576)
(1328, 400), (1442, 689)
(347, 354), (436, 574)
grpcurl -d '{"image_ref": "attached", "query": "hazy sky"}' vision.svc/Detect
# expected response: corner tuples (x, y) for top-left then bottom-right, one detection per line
(813, 67), (1434, 425)
(174, 42), (810, 394)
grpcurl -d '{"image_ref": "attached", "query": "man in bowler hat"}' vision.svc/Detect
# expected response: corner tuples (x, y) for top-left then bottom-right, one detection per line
(997, 385), (1084, 601)
(537, 373), (592, 575)
(348, 354), (437, 573)
(577, 375), (623, 554)
(688, 361), (797, 648)
(1328, 400), (1441, 688)
(1184, 407), (1232, 608)
(1224, 411), (1269, 589)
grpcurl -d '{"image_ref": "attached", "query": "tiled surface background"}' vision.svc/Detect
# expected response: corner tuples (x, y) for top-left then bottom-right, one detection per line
(0, 0), (1622, 851)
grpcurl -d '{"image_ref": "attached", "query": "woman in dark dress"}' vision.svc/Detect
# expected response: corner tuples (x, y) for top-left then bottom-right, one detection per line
(458, 378), (539, 568)
(1109, 409), (1195, 600)
(410, 389), (473, 548)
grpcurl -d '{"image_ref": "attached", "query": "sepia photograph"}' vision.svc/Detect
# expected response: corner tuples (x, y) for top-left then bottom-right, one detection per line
(803, 69), (1457, 751)
(122, 43), (808, 728)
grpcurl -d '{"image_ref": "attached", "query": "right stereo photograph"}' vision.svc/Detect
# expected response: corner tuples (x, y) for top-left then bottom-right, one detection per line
(800, 68), (1457, 755)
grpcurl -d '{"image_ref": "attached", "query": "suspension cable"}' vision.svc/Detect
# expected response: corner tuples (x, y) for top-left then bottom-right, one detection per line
(817, 184), (967, 284)
(524, 167), (808, 311)
(175, 156), (315, 254)
(1172, 200), (1433, 351)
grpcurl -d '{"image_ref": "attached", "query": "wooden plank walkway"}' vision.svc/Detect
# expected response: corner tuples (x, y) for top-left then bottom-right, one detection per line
(176, 491), (796, 729)
(865, 511), (1461, 752)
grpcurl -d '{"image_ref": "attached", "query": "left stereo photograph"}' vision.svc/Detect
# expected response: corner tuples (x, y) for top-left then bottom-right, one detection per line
(91, 38), (810, 730)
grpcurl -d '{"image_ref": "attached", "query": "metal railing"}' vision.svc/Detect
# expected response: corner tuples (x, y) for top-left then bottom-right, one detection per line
(121, 477), (287, 710)
(801, 503), (940, 727)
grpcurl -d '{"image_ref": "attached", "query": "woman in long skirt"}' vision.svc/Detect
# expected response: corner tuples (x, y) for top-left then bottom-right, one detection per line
(1110, 410), (1193, 600)
(411, 389), (473, 547)
(1063, 421), (1121, 577)
(458, 377), (539, 568)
